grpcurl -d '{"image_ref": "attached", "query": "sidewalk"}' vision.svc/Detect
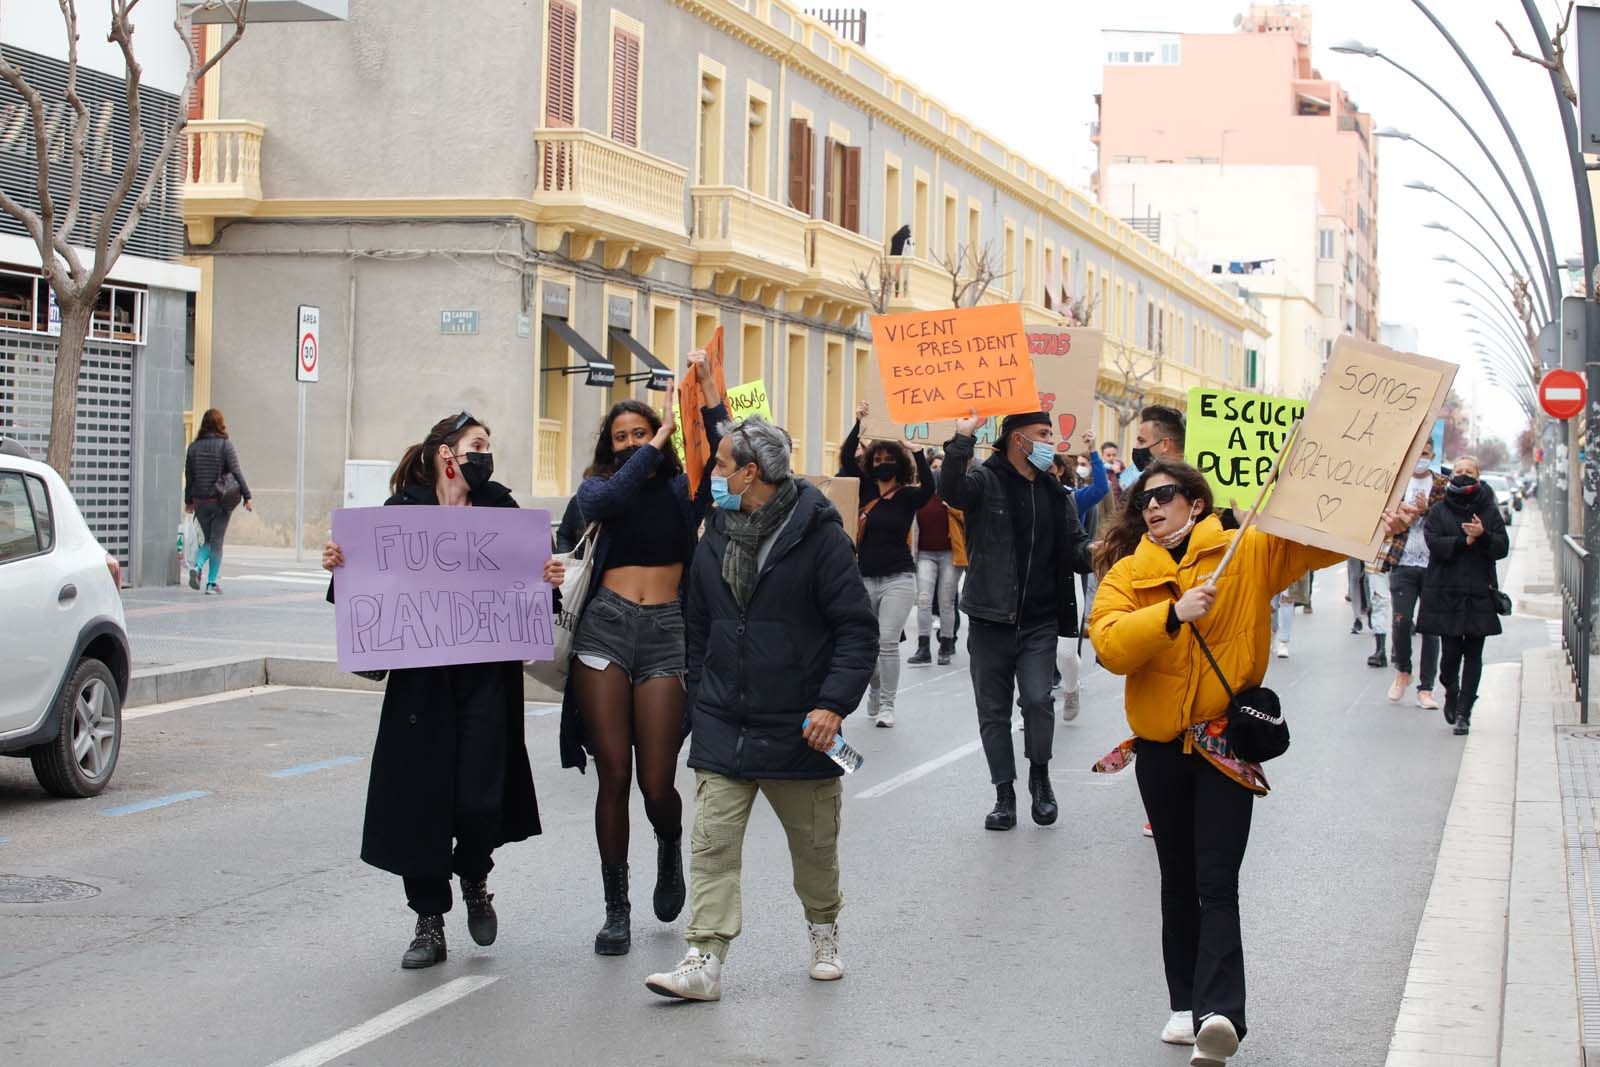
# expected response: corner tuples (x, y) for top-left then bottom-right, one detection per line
(1386, 506), (1586, 1065)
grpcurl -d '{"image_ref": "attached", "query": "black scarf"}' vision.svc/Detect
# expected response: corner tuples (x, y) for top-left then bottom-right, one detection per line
(1444, 478), (1480, 514)
(721, 477), (799, 608)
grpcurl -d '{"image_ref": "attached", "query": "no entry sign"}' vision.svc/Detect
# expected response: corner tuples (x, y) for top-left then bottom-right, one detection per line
(297, 304), (321, 383)
(1538, 368), (1586, 420)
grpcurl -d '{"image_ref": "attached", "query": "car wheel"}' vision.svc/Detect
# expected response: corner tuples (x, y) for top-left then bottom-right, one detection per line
(29, 658), (121, 798)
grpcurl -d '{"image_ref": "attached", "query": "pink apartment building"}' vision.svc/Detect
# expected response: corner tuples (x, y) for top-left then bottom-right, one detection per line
(1093, 4), (1379, 345)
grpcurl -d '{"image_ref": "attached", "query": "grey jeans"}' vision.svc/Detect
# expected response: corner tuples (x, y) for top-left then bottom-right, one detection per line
(863, 572), (917, 714)
(968, 617), (1057, 783)
(915, 550), (959, 641)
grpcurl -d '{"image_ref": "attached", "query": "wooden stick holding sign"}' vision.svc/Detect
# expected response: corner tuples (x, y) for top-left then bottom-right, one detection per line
(1206, 420), (1301, 587)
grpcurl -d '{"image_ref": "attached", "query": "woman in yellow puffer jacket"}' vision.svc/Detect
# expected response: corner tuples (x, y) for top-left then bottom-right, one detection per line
(1087, 459), (1343, 1067)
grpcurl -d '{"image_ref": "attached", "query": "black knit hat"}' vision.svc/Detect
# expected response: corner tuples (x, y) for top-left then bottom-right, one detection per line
(998, 411), (1051, 441)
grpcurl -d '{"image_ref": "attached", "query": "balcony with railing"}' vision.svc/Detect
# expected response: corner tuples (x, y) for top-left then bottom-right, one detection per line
(181, 120), (265, 244)
(884, 254), (950, 312)
(533, 128), (688, 268)
(534, 418), (565, 497)
(690, 186), (809, 304)
(795, 220), (880, 324)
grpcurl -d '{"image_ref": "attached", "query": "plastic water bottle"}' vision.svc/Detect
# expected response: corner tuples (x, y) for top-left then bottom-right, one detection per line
(803, 716), (864, 774)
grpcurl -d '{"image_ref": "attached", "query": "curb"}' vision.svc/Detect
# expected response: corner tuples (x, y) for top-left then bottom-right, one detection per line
(127, 657), (565, 708)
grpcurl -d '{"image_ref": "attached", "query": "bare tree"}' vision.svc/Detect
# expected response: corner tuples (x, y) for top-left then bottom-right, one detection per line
(851, 254), (892, 315)
(938, 241), (1007, 308)
(1510, 272), (1542, 369)
(1497, 1), (1577, 104)
(1096, 332), (1166, 438)
(0, 1), (250, 476)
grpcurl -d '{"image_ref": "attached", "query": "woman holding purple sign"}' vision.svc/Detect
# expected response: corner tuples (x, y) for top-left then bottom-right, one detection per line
(563, 351), (726, 957)
(322, 411), (561, 971)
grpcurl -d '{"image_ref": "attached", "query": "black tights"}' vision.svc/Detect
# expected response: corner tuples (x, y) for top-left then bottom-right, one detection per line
(575, 663), (685, 865)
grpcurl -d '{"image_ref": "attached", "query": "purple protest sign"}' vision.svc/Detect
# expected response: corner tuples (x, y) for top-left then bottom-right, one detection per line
(331, 506), (554, 672)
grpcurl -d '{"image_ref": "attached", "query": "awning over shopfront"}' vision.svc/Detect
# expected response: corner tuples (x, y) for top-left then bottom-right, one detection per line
(542, 316), (614, 387)
(608, 328), (675, 392)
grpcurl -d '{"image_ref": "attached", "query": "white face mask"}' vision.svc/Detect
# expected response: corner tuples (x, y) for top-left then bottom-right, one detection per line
(1076, 465), (1091, 479)
(1147, 512), (1198, 550)
(1414, 458), (1432, 476)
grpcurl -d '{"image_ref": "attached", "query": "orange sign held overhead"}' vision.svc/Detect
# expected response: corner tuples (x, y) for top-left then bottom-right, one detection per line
(869, 304), (1036, 425)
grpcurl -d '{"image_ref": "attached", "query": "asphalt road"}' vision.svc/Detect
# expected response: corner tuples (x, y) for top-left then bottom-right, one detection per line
(2, 555), (1550, 1067)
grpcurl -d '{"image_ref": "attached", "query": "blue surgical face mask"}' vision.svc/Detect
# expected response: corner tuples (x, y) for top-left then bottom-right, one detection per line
(711, 473), (743, 511)
(1027, 439), (1056, 472)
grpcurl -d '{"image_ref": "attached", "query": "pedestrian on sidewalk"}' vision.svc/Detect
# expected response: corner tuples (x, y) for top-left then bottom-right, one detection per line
(1362, 560), (1391, 668)
(644, 415), (875, 1002)
(910, 455), (961, 668)
(1417, 456), (1509, 736)
(1052, 432), (1107, 720)
(1378, 440), (1447, 709)
(321, 411), (553, 970)
(938, 408), (1093, 831)
(837, 403), (934, 729)
(562, 352), (726, 957)
(1087, 459), (1351, 1065)
(183, 408), (251, 595)
(1269, 573), (1309, 659)
(1345, 558), (1370, 635)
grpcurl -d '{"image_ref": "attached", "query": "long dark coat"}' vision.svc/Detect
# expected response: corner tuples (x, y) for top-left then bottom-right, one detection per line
(1416, 483), (1510, 640)
(333, 480), (541, 879)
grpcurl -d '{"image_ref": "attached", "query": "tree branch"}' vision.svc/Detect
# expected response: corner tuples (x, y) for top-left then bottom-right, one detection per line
(0, 37), (62, 273)
(1497, 4), (1578, 104)
(54, 0), (90, 256)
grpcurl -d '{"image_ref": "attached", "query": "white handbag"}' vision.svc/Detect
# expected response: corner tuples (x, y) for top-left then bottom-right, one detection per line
(526, 522), (599, 690)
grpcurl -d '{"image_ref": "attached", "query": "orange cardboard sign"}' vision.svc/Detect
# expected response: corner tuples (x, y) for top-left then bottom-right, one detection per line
(869, 304), (1036, 424)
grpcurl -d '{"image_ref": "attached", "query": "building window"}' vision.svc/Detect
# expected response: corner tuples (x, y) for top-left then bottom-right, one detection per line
(1002, 222), (1016, 297)
(787, 116), (814, 214)
(913, 175), (930, 261)
(786, 331), (806, 464)
(544, 0), (578, 126)
(1318, 229), (1334, 260)
(967, 204), (981, 254)
(745, 92), (770, 197)
(824, 338), (844, 459)
(741, 320), (763, 386)
(884, 158), (902, 248)
(1023, 233), (1036, 303)
(609, 24), (641, 147)
(697, 67), (725, 186)
(942, 190), (958, 264)
(822, 136), (861, 231)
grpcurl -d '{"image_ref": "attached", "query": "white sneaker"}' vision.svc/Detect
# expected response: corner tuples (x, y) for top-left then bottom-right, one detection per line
(875, 709), (895, 728)
(808, 922), (843, 981)
(645, 947), (722, 1001)
(1274, 642), (1290, 659)
(1161, 1009), (1196, 1045)
(1190, 1014), (1240, 1066)
(1060, 689), (1080, 723)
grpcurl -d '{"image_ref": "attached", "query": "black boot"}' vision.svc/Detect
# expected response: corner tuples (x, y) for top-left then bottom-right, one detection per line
(984, 783), (1017, 831)
(401, 913), (447, 969)
(595, 863), (631, 956)
(1442, 688), (1458, 726)
(460, 876), (497, 946)
(907, 636), (932, 666)
(937, 638), (955, 666)
(1454, 696), (1473, 736)
(653, 832), (686, 923)
(1029, 762), (1059, 826)
(1367, 634), (1388, 668)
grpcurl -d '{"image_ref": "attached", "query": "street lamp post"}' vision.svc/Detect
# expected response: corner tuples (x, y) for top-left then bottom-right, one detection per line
(1407, 179), (1549, 323)
(1444, 274), (1534, 356)
(1459, 303), (1537, 370)
(1378, 127), (1555, 321)
(1469, 327), (1538, 382)
(1333, 38), (1560, 313)
(1476, 347), (1540, 405)
(1435, 253), (1529, 344)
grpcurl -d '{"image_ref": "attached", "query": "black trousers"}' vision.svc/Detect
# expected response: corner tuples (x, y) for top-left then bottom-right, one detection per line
(401, 684), (506, 916)
(968, 617), (1056, 784)
(1439, 634), (1488, 717)
(1135, 738), (1254, 1039)
(1388, 566), (1439, 689)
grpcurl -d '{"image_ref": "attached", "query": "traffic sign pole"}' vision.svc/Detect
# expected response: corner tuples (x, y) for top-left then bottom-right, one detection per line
(294, 305), (321, 563)
(295, 383), (306, 563)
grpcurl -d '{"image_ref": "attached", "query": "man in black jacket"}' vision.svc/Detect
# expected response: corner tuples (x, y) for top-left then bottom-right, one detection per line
(940, 410), (1094, 831)
(645, 415), (875, 1003)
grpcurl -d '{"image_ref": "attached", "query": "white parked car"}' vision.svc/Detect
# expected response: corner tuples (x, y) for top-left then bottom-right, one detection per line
(0, 438), (130, 796)
(1480, 473), (1515, 528)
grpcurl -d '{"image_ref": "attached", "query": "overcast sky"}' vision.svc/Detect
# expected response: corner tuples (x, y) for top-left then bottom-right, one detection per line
(862, 0), (1585, 445)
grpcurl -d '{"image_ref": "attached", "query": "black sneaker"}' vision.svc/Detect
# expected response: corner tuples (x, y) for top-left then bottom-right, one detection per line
(936, 639), (955, 666)
(205, 583), (222, 596)
(907, 637), (932, 666)
(401, 914), (447, 969)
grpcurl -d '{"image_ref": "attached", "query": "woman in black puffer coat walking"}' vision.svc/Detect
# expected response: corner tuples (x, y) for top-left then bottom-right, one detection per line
(184, 408), (251, 594)
(1416, 456), (1509, 736)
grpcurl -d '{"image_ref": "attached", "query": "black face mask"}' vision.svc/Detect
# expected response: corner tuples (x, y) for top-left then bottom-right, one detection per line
(1131, 446), (1153, 472)
(1447, 472), (1479, 493)
(614, 445), (643, 468)
(871, 462), (898, 483)
(456, 451), (493, 491)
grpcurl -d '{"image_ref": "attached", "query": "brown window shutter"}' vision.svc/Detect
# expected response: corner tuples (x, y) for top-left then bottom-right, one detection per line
(545, 0), (578, 127)
(822, 137), (836, 224)
(787, 118), (809, 212)
(802, 126), (815, 214)
(842, 146), (861, 232)
(610, 29), (640, 146)
(187, 26), (207, 121)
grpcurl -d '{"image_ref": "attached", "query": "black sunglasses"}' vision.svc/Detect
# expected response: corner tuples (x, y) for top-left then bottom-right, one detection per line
(450, 411), (476, 433)
(1133, 484), (1184, 511)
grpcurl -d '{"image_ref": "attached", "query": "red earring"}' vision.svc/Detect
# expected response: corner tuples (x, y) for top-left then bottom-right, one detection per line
(445, 461), (456, 480)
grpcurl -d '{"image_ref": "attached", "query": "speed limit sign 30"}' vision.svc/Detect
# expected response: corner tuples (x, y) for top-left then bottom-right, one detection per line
(297, 304), (321, 383)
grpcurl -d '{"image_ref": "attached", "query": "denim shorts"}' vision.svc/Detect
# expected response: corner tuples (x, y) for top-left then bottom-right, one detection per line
(572, 586), (687, 682)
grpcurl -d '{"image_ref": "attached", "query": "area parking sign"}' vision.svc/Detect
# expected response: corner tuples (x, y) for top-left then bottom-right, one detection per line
(297, 304), (321, 383)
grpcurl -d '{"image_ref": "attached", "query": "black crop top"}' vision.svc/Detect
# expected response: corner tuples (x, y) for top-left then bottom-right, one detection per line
(603, 474), (690, 569)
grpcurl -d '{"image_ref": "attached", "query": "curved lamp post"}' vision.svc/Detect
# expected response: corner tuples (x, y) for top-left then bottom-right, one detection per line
(1406, 179), (1549, 323)
(1334, 38), (1559, 312)
(1458, 301), (1536, 366)
(1468, 326), (1538, 383)
(1477, 352), (1539, 408)
(1445, 276), (1533, 353)
(1436, 257), (1526, 339)
(1470, 331), (1540, 390)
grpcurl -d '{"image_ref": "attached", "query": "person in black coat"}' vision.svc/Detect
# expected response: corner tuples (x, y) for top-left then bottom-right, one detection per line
(322, 412), (557, 969)
(644, 415), (875, 1002)
(1416, 456), (1509, 736)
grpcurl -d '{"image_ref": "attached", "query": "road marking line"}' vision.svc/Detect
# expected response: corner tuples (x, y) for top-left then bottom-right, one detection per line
(853, 720), (1022, 800)
(263, 976), (500, 1067)
(98, 790), (211, 817)
(230, 575), (332, 586)
(123, 591), (323, 618)
(525, 703), (560, 717)
(125, 686), (288, 720)
(0, 837), (10, 844)
(268, 756), (363, 778)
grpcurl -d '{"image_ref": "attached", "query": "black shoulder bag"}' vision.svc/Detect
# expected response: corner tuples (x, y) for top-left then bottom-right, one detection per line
(1190, 623), (1290, 763)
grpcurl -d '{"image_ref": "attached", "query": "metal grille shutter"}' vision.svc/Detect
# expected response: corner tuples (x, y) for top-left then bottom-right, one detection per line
(0, 333), (134, 566)
(0, 44), (184, 262)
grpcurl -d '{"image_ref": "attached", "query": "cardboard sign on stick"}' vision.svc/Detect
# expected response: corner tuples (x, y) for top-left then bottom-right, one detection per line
(868, 304), (1036, 426)
(1257, 336), (1457, 559)
(1187, 387), (1306, 503)
(804, 475), (862, 545)
(861, 326), (1101, 454)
